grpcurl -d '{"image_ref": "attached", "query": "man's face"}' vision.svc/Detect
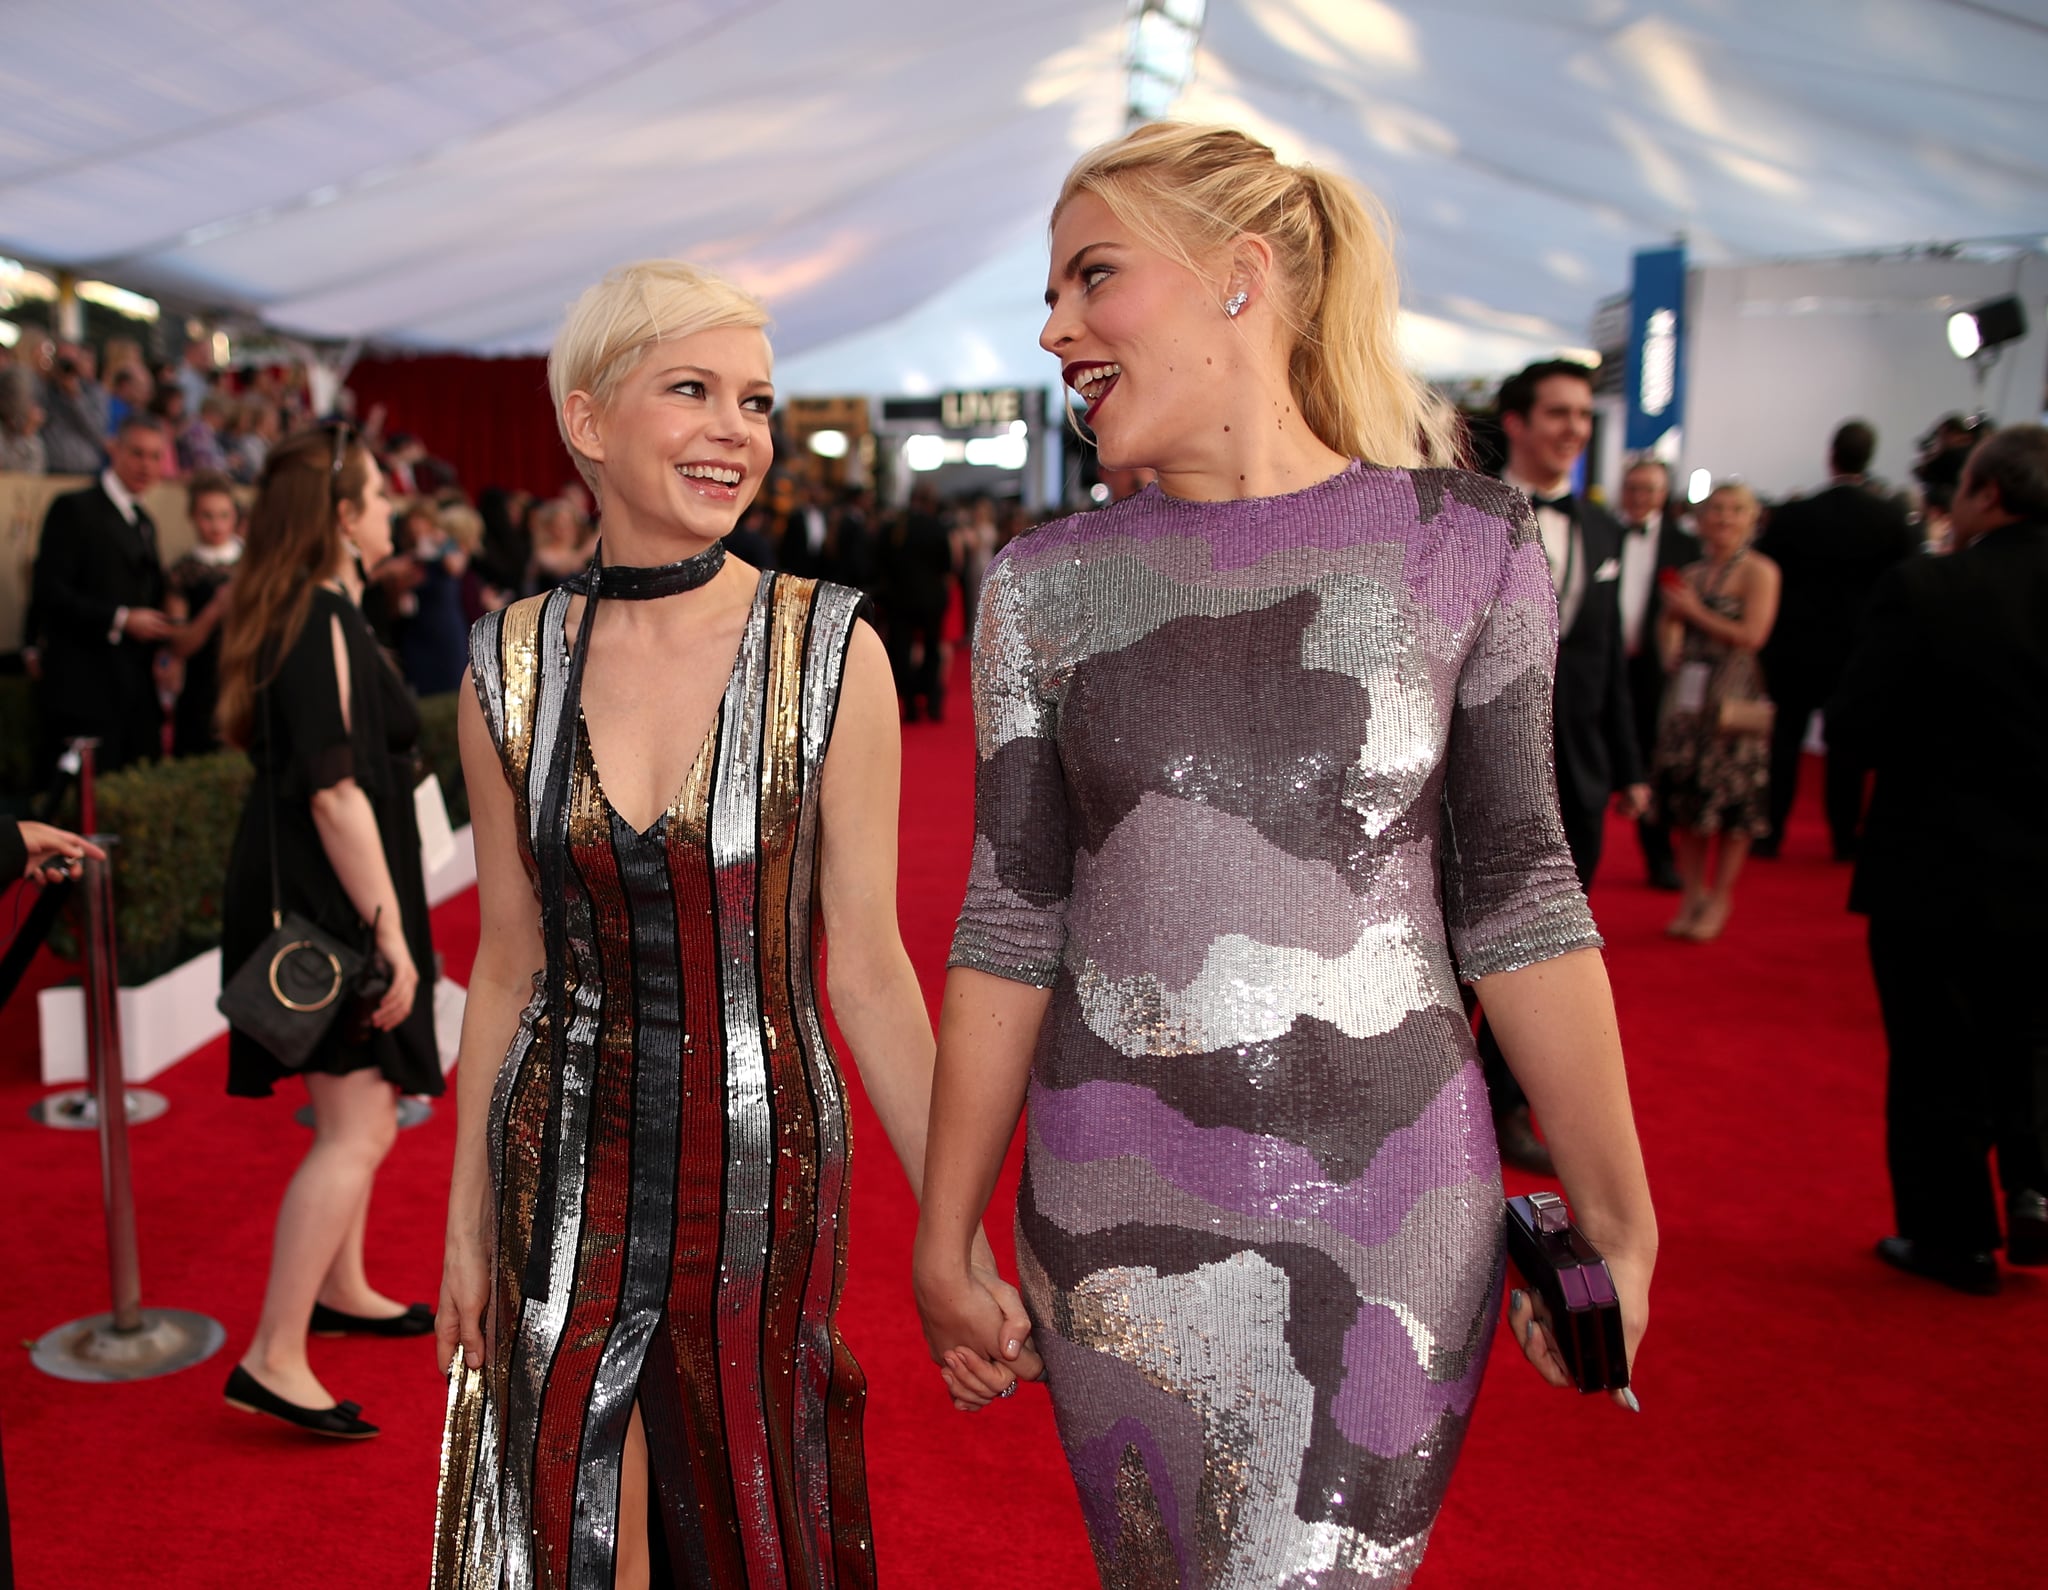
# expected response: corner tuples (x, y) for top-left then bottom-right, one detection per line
(1620, 466), (1667, 525)
(109, 426), (168, 496)
(1504, 375), (1594, 483)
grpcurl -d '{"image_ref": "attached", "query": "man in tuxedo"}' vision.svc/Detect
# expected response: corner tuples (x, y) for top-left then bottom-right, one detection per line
(29, 415), (173, 773)
(1616, 457), (1697, 890)
(1828, 426), (2048, 1296)
(1479, 361), (1646, 1171)
(1755, 420), (1921, 860)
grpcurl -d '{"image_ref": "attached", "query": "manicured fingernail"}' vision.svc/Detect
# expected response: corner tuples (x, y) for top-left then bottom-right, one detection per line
(1622, 1387), (1641, 1413)
(1508, 1289), (1526, 1313)
(1006, 1339), (1020, 1356)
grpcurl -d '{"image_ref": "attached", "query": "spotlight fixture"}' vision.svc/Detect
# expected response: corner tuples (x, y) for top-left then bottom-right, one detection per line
(1945, 295), (2027, 362)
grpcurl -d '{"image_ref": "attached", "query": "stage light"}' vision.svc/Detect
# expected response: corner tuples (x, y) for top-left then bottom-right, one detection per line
(0, 321), (18, 349)
(76, 280), (159, 322)
(1089, 482), (1111, 504)
(1946, 296), (2026, 362)
(903, 433), (946, 472)
(964, 433), (1028, 469)
(1687, 468), (1712, 504)
(808, 429), (849, 459)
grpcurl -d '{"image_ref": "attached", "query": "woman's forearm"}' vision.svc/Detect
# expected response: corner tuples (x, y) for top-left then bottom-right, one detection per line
(914, 968), (1048, 1275)
(827, 941), (940, 1200)
(309, 781), (404, 949)
(1474, 948), (1657, 1254)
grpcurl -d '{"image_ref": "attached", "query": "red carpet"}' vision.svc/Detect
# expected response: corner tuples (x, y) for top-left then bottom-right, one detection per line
(1, 670), (2039, 1587)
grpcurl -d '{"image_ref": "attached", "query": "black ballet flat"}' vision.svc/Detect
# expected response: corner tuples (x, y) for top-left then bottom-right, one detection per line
(310, 1301), (436, 1338)
(224, 1364), (380, 1439)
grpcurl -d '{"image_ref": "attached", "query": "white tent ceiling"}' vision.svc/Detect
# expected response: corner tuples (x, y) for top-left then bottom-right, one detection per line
(6, 0), (2048, 386)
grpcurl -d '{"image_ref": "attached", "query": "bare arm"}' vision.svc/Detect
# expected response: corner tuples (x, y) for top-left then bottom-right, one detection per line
(305, 615), (415, 1028)
(163, 582), (229, 659)
(437, 672), (545, 1371)
(1666, 558), (1780, 652)
(1476, 947), (1657, 1400)
(817, 624), (1032, 1395)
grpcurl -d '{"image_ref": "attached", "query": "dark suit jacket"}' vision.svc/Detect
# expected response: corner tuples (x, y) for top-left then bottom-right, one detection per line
(1829, 521), (2047, 932)
(29, 480), (166, 762)
(1548, 494), (1644, 823)
(1757, 480), (1920, 687)
(1624, 511), (1699, 748)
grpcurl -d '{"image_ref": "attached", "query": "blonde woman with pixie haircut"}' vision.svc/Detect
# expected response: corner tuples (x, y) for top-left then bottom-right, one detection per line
(433, 260), (1031, 1589)
(915, 124), (1658, 1586)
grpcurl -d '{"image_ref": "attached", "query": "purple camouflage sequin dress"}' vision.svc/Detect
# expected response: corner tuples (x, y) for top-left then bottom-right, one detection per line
(949, 463), (1601, 1586)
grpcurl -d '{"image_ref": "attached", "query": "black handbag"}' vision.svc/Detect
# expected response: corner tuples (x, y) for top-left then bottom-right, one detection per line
(1503, 1190), (1631, 1395)
(217, 683), (370, 1069)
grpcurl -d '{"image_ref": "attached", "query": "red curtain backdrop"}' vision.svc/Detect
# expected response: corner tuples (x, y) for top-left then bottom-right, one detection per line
(344, 354), (576, 499)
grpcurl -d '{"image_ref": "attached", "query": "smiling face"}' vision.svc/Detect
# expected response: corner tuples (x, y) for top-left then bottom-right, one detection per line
(1502, 374), (1593, 488)
(568, 326), (775, 548)
(1040, 191), (1243, 474)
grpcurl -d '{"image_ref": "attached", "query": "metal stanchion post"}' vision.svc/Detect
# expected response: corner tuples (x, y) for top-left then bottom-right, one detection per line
(29, 740), (168, 1131)
(31, 850), (223, 1383)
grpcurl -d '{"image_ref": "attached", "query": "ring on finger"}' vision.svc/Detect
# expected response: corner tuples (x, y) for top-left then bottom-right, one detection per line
(998, 1380), (1018, 1399)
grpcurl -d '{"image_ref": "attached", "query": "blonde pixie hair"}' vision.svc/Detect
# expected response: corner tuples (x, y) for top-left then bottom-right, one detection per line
(548, 259), (771, 494)
(1056, 123), (1459, 470)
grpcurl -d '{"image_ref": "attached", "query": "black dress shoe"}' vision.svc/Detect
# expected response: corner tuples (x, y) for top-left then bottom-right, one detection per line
(224, 1364), (379, 1439)
(310, 1301), (435, 1338)
(2006, 1191), (2048, 1267)
(1875, 1236), (1999, 1296)
(1494, 1106), (1556, 1176)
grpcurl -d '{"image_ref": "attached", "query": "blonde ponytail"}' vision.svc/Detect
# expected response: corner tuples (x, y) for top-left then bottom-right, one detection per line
(1055, 123), (1460, 470)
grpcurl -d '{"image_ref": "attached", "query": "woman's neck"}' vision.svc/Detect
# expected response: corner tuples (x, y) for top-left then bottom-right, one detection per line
(1151, 387), (1353, 503)
(325, 553), (363, 602)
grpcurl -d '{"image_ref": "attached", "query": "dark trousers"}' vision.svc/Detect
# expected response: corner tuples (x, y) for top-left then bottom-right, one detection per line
(1477, 800), (1602, 1117)
(1868, 913), (2048, 1254)
(886, 605), (947, 718)
(1765, 668), (1864, 855)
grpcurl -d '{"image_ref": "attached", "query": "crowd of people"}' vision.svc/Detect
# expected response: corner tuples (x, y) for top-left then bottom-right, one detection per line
(3, 116), (2042, 1590)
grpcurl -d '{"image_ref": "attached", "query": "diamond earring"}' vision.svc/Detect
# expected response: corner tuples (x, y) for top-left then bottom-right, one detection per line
(1224, 291), (1249, 318)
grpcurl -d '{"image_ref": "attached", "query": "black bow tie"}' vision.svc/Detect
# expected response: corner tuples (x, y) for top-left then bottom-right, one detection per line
(1530, 492), (1574, 515)
(1626, 519), (1654, 536)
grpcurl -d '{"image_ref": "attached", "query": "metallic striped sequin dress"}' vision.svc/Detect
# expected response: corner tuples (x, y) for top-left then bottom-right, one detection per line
(950, 465), (1602, 1587)
(436, 571), (874, 1589)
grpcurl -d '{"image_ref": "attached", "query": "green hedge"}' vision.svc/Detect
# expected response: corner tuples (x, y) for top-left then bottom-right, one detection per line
(47, 690), (467, 985)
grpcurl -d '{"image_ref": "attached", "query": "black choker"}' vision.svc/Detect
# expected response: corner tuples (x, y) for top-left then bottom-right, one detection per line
(564, 539), (726, 599)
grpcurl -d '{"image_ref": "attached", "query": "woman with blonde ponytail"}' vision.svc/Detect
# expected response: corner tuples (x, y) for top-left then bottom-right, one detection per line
(916, 124), (1657, 1585)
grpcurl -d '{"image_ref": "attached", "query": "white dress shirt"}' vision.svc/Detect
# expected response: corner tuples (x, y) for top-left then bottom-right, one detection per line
(1619, 510), (1662, 658)
(100, 468), (142, 643)
(1504, 470), (1585, 633)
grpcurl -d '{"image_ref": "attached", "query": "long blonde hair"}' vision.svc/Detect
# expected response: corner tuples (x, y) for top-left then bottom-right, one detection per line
(1055, 122), (1459, 469)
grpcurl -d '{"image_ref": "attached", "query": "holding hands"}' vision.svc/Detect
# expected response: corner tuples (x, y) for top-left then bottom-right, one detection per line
(914, 1248), (1044, 1412)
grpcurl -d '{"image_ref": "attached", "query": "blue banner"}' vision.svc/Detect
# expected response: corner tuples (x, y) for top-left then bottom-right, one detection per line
(1623, 245), (1686, 451)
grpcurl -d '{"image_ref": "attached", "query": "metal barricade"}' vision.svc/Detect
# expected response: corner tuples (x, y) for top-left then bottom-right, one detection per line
(27, 740), (168, 1131)
(30, 847), (223, 1383)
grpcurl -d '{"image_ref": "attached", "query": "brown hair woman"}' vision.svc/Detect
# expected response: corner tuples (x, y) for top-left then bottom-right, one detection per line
(216, 424), (441, 1440)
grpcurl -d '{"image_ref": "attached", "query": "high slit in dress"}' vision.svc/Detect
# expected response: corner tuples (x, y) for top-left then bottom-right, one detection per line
(434, 571), (875, 1589)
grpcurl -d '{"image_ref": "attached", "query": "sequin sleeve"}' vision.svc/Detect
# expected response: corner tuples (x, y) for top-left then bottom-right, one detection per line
(948, 554), (1073, 986)
(1440, 502), (1603, 980)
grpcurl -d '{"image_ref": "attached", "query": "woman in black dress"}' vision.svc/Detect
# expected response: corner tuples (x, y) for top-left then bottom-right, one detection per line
(215, 424), (441, 1439)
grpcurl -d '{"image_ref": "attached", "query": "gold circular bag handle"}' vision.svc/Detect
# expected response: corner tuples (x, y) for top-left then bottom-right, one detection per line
(269, 940), (344, 1013)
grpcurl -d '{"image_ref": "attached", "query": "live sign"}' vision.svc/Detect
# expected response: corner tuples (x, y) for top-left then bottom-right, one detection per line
(940, 388), (1022, 428)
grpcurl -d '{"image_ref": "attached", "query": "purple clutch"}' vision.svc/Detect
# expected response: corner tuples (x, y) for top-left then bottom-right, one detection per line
(1503, 1191), (1630, 1395)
